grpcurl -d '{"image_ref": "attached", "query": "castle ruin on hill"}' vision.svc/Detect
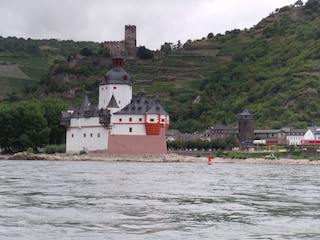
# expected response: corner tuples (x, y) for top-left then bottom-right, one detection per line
(103, 25), (136, 58)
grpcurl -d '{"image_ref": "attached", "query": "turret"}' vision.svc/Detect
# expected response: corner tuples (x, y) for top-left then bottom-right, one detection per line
(99, 54), (132, 110)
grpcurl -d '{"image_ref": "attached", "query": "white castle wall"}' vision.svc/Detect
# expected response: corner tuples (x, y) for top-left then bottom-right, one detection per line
(111, 114), (146, 135)
(66, 117), (109, 152)
(99, 84), (132, 111)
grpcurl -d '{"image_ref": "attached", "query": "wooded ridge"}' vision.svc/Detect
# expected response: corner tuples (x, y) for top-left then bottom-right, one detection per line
(1, 0), (320, 134)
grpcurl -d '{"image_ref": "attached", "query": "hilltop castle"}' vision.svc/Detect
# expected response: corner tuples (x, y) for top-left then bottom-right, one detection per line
(103, 25), (137, 58)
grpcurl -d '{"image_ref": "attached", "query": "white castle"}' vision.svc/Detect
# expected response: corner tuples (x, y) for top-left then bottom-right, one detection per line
(61, 54), (170, 154)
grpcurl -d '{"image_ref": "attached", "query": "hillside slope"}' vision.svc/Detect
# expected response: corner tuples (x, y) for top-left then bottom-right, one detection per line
(0, 38), (100, 99)
(2, 1), (320, 133)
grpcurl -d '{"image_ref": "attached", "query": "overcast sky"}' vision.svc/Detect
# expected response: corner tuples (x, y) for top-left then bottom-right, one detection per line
(0, 0), (295, 50)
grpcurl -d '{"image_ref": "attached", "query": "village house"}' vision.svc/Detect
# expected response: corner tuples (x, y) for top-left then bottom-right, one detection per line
(202, 124), (235, 141)
(286, 128), (307, 145)
(166, 107), (320, 147)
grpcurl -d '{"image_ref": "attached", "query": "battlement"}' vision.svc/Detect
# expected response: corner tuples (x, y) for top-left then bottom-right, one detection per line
(103, 25), (137, 58)
(104, 41), (124, 44)
(125, 25), (136, 30)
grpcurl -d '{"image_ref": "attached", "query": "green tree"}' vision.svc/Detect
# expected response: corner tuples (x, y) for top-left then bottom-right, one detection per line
(136, 46), (153, 59)
(98, 44), (111, 57)
(0, 100), (50, 152)
(41, 98), (68, 145)
(80, 47), (93, 56)
(207, 32), (214, 39)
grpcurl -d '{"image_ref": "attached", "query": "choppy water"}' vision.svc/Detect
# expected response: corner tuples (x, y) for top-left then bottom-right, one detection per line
(0, 160), (319, 240)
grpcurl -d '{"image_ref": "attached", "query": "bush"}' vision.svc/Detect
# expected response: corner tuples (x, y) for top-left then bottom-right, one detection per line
(45, 144), (66, 154)
(216, 150), (224, 158)
(26, 147), (34, 153)
(228, 152), (247, 159)
(79, 150), (87, 155)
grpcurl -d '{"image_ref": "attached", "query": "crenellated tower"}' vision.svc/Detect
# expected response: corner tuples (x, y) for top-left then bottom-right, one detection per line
(124, 25), (137, 57)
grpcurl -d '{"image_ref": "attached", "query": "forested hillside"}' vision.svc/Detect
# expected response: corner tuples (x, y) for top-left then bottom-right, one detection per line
(2, 0), (320, 135)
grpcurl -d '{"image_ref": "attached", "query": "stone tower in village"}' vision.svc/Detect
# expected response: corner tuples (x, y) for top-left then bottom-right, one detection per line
(124, 25), (136, 57)
(238, 109), (255, 145)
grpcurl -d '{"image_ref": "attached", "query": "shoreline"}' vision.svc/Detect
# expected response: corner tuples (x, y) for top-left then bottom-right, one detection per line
(1, 152), (320, 165)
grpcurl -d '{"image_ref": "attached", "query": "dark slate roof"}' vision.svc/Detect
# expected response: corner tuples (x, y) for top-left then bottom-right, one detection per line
(147, 95), (167, 114)
(254, 129), (285, 134)
(147, 103), (167, 115)
(61, 111), (71, 119)
(238, 109), (254, 120)
(101, 67), (132, 86)
(107, 94), (119, 108)
(71, 95), (99, 118)
(114, 93), (167, 115)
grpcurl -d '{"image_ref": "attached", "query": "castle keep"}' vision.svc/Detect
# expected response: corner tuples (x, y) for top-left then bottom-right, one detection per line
(103, 25), (137, 58)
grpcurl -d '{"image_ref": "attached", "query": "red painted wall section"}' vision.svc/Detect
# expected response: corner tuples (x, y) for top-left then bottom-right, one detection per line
(101, 127), (167, 154)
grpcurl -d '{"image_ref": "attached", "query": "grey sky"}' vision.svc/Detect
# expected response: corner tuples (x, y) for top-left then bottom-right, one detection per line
(0, 0), (295, 50)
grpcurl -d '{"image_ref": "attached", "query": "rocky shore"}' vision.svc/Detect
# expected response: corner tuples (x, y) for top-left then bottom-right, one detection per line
(1, 152), (320, 165)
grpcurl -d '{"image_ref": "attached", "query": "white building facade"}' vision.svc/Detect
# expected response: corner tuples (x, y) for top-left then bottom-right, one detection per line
(61, 55), (169, 154)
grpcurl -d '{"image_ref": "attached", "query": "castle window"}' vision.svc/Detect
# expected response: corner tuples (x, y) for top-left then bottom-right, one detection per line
(114, 86), (117, 90)
(72, 134), (74, 138)
(90, 133), (93, 137)
(97, 133), (100, 138)
(129, 127), (132, 133)
(129, 117), (132, 122)
(84, 133), (86, 138)
(139, 118), (142, 122)
(150, 118), (154, 122)
(161, 119), (165, 122)
(119, 118), (122, 122)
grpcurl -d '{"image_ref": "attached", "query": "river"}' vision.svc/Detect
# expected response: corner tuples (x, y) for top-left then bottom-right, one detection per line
(0, 160), (319, 239)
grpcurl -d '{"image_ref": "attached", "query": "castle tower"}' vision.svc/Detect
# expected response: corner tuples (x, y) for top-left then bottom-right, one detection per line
(238, 109), (255, 145)
(99, 54), (132, 111)
(125, 25), (136, 57)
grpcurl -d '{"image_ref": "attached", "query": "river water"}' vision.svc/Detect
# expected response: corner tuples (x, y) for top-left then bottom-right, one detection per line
(0, 160), (319, 240)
